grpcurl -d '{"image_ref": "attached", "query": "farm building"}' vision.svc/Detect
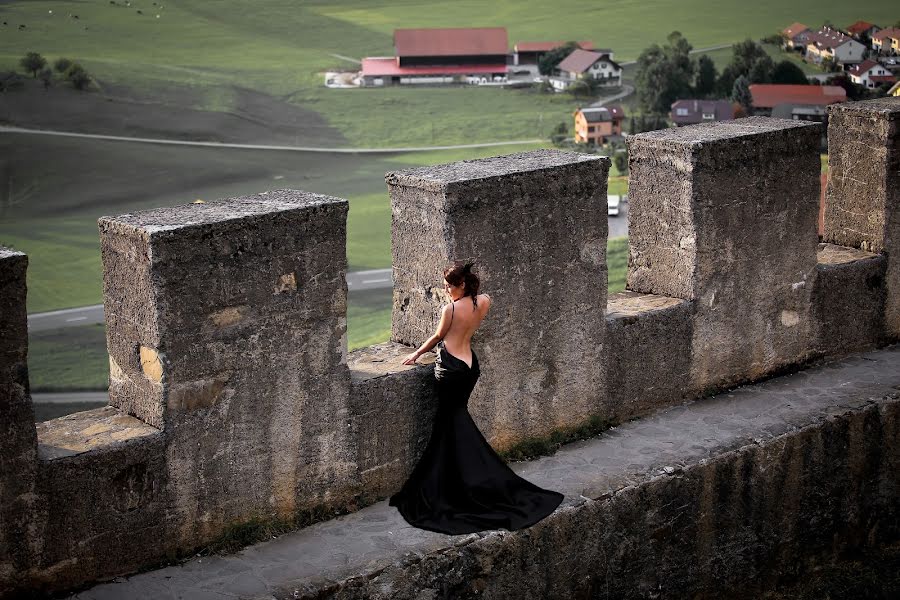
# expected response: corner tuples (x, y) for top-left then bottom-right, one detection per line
(550, 49), (622, 91)
(512, 41), (595, 65)
(361, 27), (510, 86)
(749, 84), (847, 117)
(573, 105), (625, 145)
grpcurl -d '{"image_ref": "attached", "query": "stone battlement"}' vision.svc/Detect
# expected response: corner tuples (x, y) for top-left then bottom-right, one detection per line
(1, 98), (898, 597)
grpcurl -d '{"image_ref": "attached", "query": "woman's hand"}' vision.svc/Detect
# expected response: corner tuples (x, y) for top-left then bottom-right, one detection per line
(402, 352), (419, 366)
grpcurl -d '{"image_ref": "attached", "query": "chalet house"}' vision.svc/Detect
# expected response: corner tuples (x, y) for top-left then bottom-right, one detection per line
(848, 59), (897, 88)
(872, 28), (900, 55)
(845, 20), (880, 40)
(360, 27), (509, 86)
(550, 49), (622, 91)
(573, 105), (625, 145)
(805, 27), (866, 67)
(670, 99), (734, 126)
(782, 23), (811, 50)
(513, 41), (594, 66)
(749, 84), (847, 117)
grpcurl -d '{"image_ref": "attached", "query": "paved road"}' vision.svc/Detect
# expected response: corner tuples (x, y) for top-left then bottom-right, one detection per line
(27, 269), (394, 332)
(32, 392), (108, 405)
(589, 84), (634, 107)
(0, 126), (543, 154)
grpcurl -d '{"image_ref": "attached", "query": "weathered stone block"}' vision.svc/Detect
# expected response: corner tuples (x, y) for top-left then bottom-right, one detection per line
(387, 150), (610, 450)
(812, 243), (886, 356)
(0, 248), (37, 596)
(627, 118), (822, 391)
(348, 343), (437, 496)
(99, 190), (358, 536)
(824, 97), (900, 338)
(604, 292), (693, 420)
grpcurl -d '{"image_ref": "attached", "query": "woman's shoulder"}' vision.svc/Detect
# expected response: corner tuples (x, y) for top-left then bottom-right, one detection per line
(478, 293), (492, 310)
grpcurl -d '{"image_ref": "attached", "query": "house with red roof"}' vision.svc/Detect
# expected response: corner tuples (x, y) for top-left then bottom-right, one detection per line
(782, 23), (811, 50)
(848, 59), (896, 89)
(805, 27), (866, 67)
(670, 99), (734, 126)
(873, 28), (900, 55)
(845, 21), (880, 40)
(512, 41), (595, 65)
(550, 48), (622, 91)
(749, 84), (847, 117)
(573, 105), (625, 145)
(360, 27), (510, 86)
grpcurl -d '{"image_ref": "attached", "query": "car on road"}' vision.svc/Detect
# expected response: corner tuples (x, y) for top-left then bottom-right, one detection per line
(607, 195), (620, 216)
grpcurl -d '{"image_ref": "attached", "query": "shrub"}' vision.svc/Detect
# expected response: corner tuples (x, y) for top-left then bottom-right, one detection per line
(53, 57), (73, 73)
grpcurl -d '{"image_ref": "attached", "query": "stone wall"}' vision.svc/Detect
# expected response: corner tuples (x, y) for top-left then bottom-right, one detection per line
(1, 98), (898, 597)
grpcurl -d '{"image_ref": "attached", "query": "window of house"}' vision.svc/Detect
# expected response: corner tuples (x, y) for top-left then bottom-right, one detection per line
(702, 112), (715, 119)
(588, 125), (596, 132)
(676, 108), (689, 116)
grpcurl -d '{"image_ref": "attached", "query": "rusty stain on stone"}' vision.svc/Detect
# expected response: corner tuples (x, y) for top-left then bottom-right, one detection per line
(168, 374), (231, 411)
(209, 306), (245, 328)
(274, 272), (298, 294)
(109, 355), (125, 381)
(139, 346), (163, 383)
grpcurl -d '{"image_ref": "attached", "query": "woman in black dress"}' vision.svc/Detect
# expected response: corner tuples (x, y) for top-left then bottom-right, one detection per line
(389, 260), (565, 535)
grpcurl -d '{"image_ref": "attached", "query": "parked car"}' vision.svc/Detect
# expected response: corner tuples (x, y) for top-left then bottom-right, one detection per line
(607, 195), (620, 216)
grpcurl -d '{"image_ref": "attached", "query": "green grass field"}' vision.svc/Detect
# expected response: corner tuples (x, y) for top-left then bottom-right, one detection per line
(2, 1), (895, 148)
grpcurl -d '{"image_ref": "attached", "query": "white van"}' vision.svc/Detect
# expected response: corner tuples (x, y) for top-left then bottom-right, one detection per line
(607, 195), (620, 216)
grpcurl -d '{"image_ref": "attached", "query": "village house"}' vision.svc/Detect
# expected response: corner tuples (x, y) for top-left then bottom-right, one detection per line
(360, 27), (509, 86)
(782, 23), (811, 51)
(512, 41), (594, 66)
(805, 27), (866, 67)
(670, 99), (734, 126)
(872, 28), (900, 55)
(550, 48), (622, 91)
(573, 105), (625, 145)
(845, 20), (881, 40)
(749, 84), (847, 118)
(848, 59), (897, 89)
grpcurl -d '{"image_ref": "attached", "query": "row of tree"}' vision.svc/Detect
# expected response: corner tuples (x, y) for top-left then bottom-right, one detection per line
(18, 51), (93, 90)
(635, 33), (809, 116)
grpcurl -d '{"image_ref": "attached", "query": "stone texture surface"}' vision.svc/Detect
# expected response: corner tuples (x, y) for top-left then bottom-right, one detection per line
(0, 248), (38, 597)
(70, 345), (900, 600)
(812, 243), (886, 356)
(823, 97), (900, 338)
(348, 343), (437, 496)
(627, 117), (823, 393)
(604, 291), (693, 420)
(36, 406), (161, 460)
(388, 149), (611, 451)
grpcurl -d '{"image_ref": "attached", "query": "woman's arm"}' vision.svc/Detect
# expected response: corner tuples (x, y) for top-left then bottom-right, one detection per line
(402, 303), (452, 365)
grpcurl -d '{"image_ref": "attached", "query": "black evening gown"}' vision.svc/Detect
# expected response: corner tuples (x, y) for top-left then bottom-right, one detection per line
(389, 340), (565, 535)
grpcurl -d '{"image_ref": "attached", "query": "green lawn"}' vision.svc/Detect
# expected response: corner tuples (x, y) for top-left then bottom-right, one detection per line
(2, 1), (895, 148)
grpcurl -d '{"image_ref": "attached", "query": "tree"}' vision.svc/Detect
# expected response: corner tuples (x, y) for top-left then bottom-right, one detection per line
(20, 52), (47, 78)
(694, 55), (718, 98)
(538, 42), (581, 76)
(731, 39), (769, 76)
(731, 75), (753, 115)
(65, 63), (92, 90)
(748, 55), (774, 83)
(53, 57), (73, 73)
(39, 67), (52, 90)
(771, 60), (808, 84)
(635, 31), (696, 116)
(612, 145), (628, 174)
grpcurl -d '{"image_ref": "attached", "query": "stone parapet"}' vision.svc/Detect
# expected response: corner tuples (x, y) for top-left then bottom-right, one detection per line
(604, 292), (693, 420)
(387, 150), (611, 450)
(348, 343), (437, 496)
(824, 97), (900, 338)
(627, 117), (822, 392)
(0, 248), (37, 597)
(812, 243), (886, 356)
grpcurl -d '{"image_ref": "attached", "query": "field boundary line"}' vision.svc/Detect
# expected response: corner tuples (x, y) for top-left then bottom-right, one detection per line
(0, 126), (544, 154)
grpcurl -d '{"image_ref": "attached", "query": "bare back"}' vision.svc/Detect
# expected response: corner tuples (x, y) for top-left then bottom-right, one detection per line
(441, 293), (491, 368)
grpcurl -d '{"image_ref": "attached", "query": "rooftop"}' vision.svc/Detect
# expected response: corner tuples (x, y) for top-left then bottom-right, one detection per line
(394, 27), (509, 57)
(750, 84), (847, 109)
